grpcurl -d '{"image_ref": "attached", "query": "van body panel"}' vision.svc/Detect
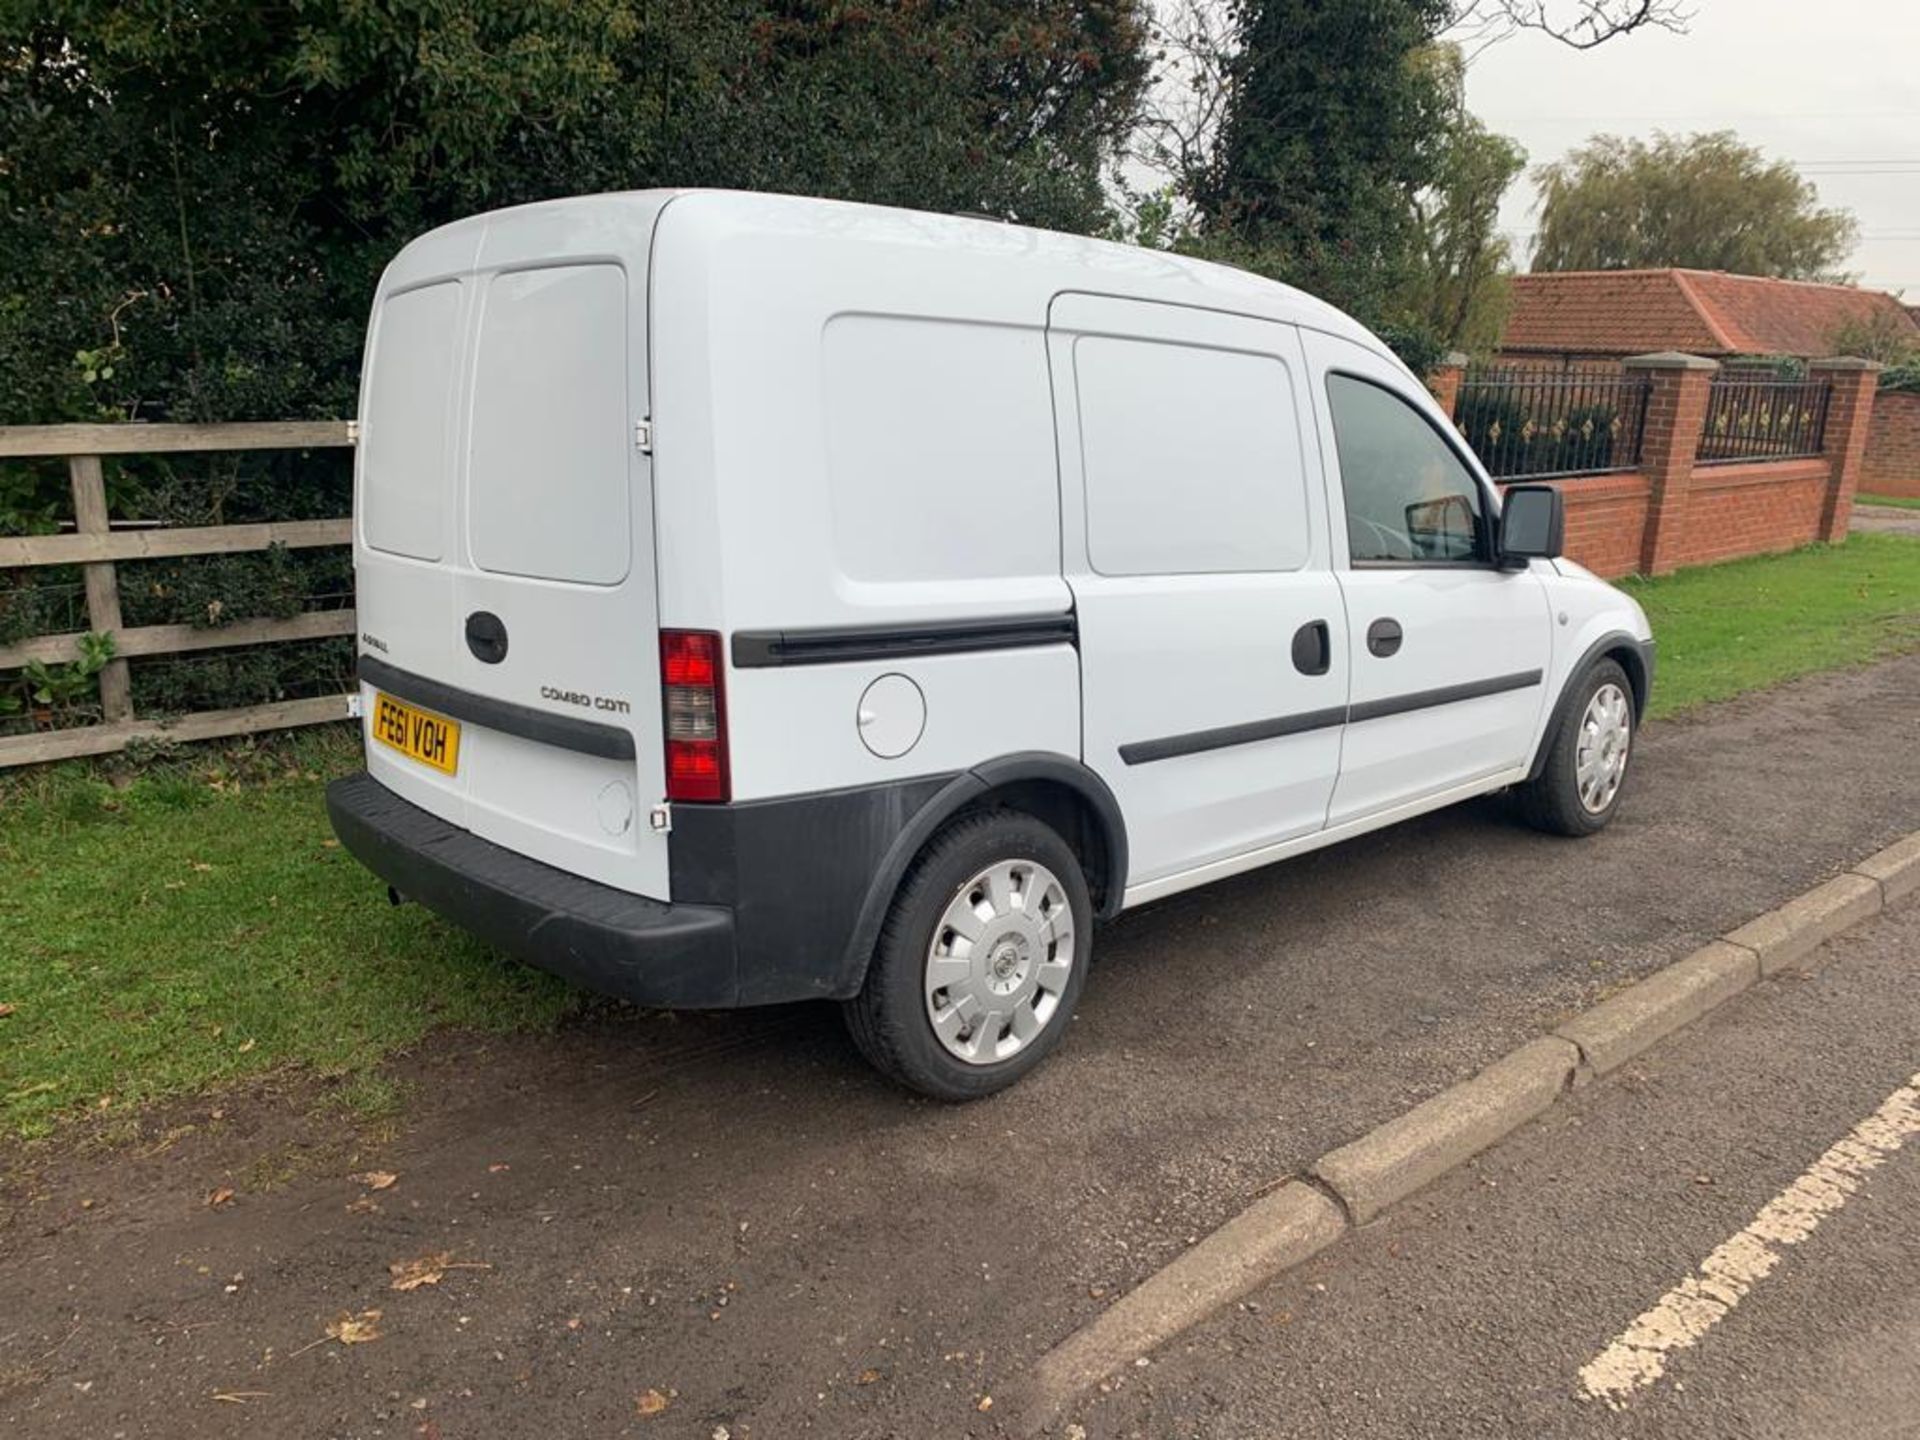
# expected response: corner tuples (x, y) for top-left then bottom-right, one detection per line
(724, 647), (1079, 801)
(649, 196), (1081, 639)
(354, 193), (673, 898)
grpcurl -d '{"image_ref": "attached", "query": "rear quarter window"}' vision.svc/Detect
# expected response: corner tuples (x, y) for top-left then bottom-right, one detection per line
(1073, 336), (1310, 576)
(821, 315), (1059, 586)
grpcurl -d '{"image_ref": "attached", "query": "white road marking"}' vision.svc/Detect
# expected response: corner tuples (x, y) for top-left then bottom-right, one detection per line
(1579, 1069), (1920, 1407)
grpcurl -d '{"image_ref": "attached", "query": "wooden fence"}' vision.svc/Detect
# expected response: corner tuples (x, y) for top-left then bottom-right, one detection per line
(0, 422), (356, 768)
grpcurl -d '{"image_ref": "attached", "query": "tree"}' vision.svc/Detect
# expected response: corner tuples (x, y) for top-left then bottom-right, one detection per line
(1829, 311), (1920, 368)
(1404, 46), (1527, 351)
(1446, 0), (1690, 54)
(1127, 0), (1666, 369)
(1185, 0), (1454, 350)
(1531, 131), (1858, 278)
(0, 0), (1150, 431)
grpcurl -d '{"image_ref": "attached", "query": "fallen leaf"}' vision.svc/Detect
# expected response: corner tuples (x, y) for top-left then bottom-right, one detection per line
(346, 1195), (381, 1215)
(977, 1395), (994, 1412)
(351, 1171), (398, 1191)
(0, 1002), (15, 1018)
(211, 1391), (270, 1405)
(856, 1368), (882, 1386)
(320, 839), (340, 849)
(207, 1187), (236, 1209)
(237, 1038), (256, 1054)
(635, 1388), (672, 1417)
(190, 861), (214, 873)
(325, 1310), (383, 1345)
(389, 1251), (453, 1292)
(487, 1163), (510, 1174)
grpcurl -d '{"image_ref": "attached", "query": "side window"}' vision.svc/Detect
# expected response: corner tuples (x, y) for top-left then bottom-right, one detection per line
(1076, 335), (1310, 576)
(1326, 373), (1486, 565)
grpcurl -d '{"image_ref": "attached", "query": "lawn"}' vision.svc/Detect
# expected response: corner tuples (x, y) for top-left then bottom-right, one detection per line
(3, 533), (1918, 1142)
(1857, 492), (1920, 511)
(0, 731), (577, 1141)
(1622, 531), (1920, 717)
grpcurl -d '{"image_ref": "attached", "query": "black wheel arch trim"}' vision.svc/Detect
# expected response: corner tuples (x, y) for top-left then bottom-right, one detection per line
(1527, 631), (1656, 782)
(835, 751), (1129, 997)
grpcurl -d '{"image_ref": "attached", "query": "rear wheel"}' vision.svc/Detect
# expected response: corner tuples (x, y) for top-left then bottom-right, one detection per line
(843, 809), (1091, 1100)
(1517, 658), (1636, 836)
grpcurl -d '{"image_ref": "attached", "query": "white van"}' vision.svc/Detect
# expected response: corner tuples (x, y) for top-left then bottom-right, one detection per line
(328, 190), (1653, 1099)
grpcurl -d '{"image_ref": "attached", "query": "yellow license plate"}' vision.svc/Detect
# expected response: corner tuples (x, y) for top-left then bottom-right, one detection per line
(370, 692), (461, 775)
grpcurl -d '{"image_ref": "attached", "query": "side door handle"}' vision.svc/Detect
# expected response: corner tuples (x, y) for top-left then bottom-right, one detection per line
(1291, 620), (1331, 676)
(1367, 618), (1403, 658)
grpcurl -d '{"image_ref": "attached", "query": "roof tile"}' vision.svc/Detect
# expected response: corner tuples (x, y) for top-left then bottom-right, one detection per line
(1501, 269), (1918, 358)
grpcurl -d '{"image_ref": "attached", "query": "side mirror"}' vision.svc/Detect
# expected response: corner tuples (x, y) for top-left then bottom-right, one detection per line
(1499, 484), (1564, 566)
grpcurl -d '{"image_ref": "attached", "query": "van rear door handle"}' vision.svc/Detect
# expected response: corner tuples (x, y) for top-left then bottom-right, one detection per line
(1367, 618), (1403, 658)
(1291, 620), (1331, 676)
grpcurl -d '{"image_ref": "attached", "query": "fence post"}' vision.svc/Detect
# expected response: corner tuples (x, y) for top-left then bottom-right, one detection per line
(1624, 352), (1718, 576)
(67, 454), (133, 722)
(1426, 352), (1469, 419)
(1807, 357), (1882, 544)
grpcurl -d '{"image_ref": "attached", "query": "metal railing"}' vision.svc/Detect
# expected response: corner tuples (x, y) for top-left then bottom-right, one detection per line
(1697, 375), (1832, 464)
(1453, 366), (1652, 481)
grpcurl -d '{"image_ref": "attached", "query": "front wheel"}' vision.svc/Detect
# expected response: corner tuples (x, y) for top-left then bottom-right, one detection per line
(1516, 659), (1636, 837)
(843, 809), (1092, 1101)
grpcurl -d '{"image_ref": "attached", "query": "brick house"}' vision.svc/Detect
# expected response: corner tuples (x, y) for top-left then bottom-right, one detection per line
(1496, 269), (1919, 368)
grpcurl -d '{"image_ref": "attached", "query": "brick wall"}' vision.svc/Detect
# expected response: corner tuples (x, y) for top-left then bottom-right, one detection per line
(1674, 460), (1830, 567)
(1499, 473), (1650, 579)
(1440, 352), (1883, 577)
(1862, 389), (1920, 499)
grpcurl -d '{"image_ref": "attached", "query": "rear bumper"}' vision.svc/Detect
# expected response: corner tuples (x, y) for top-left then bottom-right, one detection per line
(326, 772), (739, 1008)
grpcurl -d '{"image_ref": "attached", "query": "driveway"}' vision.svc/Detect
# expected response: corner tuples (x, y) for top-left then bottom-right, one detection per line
(1852, 501), (1920, 537)
(5, 653), (1920, 1439)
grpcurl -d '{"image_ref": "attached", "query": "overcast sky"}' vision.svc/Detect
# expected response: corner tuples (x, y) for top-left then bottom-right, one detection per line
(1466, 0), (1920, 295)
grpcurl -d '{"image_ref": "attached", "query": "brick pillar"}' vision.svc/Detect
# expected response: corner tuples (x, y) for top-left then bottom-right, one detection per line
(1426, 352), (1469, 418)
(1624, 351), (1718, 576)
(1808, 357), (1883, 543)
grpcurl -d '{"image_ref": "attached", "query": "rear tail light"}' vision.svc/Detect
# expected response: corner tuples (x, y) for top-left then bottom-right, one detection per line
(660, 629), (729, 802)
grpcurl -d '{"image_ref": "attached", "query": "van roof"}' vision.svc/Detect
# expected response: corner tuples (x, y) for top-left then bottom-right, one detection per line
(380, 188), (1399, 372)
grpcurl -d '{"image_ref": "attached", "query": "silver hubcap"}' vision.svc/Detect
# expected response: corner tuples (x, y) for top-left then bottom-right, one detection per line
(924, 859), (1075, 1066)
(1576, 681), (1632, 814)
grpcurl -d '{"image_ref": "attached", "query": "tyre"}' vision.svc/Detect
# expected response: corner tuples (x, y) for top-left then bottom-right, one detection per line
(1516, 658), (1636, 837)
(843, 809), (1092, 1100)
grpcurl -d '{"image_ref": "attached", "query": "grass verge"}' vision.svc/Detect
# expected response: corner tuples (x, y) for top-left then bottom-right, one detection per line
(0, 729), (577, 1141)
(3, 534), (1917, 1142)
(1623, 532), (1920, 717)
(1857, 493), (1920, 511)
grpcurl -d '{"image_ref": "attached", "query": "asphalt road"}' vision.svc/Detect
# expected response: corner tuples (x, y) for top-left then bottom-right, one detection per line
(3, 653), (1919, 1439)
(1071, 899), (1920, 1440)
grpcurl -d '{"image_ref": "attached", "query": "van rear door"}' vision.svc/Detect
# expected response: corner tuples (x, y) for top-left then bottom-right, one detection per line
(353, 195), (673, 898)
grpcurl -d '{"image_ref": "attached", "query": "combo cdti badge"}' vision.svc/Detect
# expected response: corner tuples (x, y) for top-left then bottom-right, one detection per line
(327, 189), (1654, 1100)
